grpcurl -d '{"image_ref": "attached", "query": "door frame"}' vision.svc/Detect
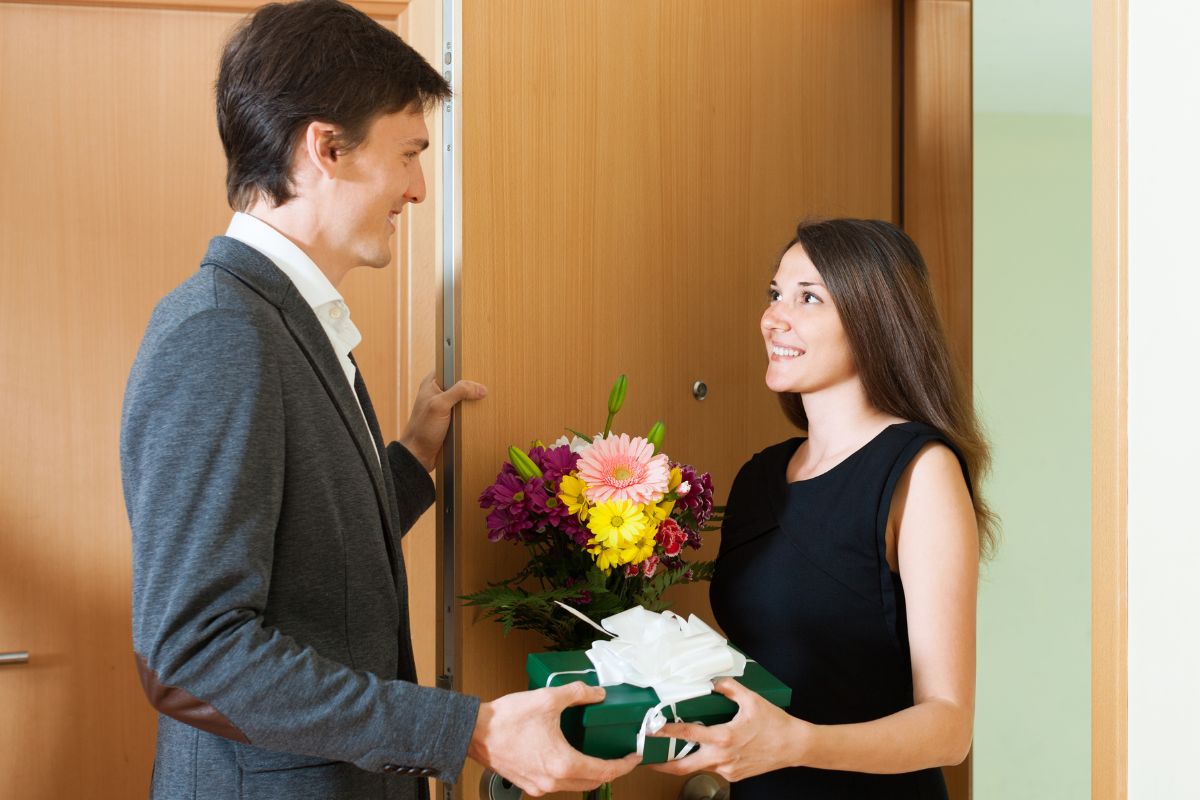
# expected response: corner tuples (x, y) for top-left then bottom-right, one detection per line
(900, 2), (973, 796)
(1091, 0), (1128, 798)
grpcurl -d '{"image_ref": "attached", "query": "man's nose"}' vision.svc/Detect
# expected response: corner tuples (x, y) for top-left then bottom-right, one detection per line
(405, 162), (427, 204)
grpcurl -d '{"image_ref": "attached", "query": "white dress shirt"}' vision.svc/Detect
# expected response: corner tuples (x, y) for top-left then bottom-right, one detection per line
(225, 213), (378, 461)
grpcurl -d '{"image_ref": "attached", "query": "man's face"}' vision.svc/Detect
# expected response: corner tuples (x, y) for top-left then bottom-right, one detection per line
(326, 108), (430, 270)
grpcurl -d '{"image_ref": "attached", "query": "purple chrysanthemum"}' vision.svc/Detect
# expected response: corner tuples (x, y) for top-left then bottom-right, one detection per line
(528, 482), (570, 525)
(563, 577), (593, 608)
(661, 554), (686, 572)
(480, 471), (542, 542)
(558, 514), (591, 546)
(480, 447), (589, 545)
(485, 505), (533, 543)
(674, 463), (714, 528)
(528, 444), (580, 485)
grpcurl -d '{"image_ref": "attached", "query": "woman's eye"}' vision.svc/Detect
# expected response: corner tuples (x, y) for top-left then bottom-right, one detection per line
(767, 288), (781, 303)
(802, 292), (821, 304)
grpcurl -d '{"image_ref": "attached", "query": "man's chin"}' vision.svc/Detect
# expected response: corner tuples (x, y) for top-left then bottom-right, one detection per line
(360, 249), (393, 269)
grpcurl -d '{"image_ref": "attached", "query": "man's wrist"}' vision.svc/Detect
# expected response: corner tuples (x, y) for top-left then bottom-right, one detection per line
(398, 435), (435, 472)
(467, 700), (494, 764)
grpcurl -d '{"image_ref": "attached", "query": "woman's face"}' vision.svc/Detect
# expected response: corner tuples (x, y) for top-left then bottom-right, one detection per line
(760, 244), (857, 395)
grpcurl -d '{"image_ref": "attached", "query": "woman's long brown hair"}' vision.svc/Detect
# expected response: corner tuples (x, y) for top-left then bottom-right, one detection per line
(778, 218), (999, 558)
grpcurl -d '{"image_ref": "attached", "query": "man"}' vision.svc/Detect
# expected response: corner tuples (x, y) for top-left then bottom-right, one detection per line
(120, 1), (639, 797)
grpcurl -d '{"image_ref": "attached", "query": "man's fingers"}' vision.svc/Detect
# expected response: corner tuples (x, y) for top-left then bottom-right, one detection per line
(567, 751), (642, 786)
(549, 681), (606, 709)
(613, 752), (644, 774)
(595, 752), (643, 784)
(417, 371), (439, 392)
(439, 379), (488, 407)
(522, 750), (638, 793)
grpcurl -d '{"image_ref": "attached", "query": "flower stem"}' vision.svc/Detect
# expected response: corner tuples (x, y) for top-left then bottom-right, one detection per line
(583, 782), (613, 800)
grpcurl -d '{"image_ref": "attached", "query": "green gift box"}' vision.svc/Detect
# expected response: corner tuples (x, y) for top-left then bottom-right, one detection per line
(526, 650), (792, 764)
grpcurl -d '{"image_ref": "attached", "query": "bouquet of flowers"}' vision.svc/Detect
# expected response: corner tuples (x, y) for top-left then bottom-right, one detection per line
(463, 375), (721, 651)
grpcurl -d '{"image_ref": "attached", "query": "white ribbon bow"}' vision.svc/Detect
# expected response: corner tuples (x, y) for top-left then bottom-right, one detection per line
(552, 603), (748, 759)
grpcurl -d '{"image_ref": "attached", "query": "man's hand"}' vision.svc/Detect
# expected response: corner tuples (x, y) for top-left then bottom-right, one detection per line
(398, 372), (487, 471)
(468, 682), (642, 797)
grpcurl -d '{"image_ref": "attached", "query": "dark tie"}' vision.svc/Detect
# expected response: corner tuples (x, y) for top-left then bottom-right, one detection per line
(347, 353), (386, 462)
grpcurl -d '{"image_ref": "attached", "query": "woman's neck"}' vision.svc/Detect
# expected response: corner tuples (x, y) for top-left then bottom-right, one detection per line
(799, 381), (904, 464)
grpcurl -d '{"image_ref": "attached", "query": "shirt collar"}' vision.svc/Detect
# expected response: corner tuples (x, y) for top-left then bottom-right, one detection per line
(225, 212), (343, 312)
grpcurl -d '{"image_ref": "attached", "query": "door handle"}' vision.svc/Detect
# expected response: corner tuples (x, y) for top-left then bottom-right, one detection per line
(679, 774), (729, 800)
(479, 769), (523, 800)
(0, 651), (30, 665)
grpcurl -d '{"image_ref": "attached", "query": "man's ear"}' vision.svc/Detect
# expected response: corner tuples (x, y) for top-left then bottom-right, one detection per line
(301, 120), (342, 180)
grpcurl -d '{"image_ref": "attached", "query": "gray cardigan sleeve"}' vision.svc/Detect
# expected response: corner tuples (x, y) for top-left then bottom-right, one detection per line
(121, 309), (478, 782)
(386, 440), (437, 535)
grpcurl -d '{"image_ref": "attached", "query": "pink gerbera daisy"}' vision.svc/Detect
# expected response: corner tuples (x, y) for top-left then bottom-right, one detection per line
(577, 433), (670, 505)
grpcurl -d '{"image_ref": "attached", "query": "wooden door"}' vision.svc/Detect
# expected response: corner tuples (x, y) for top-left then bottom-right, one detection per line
(0, 2), (430, 796)
(452, 1), (901, 798)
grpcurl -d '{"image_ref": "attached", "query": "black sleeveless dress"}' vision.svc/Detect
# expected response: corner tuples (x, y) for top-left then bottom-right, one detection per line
(710, 422), (966, 799)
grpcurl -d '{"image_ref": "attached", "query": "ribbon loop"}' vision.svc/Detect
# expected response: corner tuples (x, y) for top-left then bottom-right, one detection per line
(552, 603), (748, 761)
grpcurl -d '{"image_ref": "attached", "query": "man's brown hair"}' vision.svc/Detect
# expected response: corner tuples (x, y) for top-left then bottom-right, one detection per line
(216, 0), (451, 211)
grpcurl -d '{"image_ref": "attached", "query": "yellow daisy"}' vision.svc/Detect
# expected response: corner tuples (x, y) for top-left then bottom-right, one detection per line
(631, 524), (658, 564)
(558, 473), (590, 521)
(587, 500), (650, 570)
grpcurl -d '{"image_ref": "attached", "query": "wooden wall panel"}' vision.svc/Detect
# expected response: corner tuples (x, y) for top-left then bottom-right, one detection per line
(903, 2), (973, 797)
(903, 0), (973, 378)
(456, 2), (899, 797)
(0, 2), (412, 795)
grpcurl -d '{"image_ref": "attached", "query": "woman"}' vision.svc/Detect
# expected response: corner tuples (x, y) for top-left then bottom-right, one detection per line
(652, 219), (997, 798)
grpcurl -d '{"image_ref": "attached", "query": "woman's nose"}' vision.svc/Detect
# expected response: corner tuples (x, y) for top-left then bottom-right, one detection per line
(762, 304), (787, 332)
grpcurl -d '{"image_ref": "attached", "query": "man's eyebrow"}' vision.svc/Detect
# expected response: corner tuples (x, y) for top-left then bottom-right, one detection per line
(400, 137), (430, 151)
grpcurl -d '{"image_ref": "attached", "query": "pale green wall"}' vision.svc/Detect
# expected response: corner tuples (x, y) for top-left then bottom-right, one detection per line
(972, 2), (1092, 798)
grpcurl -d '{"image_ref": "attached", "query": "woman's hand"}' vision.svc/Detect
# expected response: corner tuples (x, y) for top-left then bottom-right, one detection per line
(648, 678), (808, 783)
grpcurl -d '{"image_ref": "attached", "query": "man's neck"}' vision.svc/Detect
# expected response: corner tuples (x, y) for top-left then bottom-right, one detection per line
(244, 201), (350, 287)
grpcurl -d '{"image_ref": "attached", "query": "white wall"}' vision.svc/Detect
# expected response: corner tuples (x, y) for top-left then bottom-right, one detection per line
(1127, 2), (1200, 796)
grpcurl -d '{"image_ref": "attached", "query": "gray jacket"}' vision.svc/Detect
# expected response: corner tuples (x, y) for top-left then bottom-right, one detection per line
(121, 237), (479, 799)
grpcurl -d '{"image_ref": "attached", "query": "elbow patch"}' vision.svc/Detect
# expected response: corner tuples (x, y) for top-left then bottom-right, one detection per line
(135, 653), (250, 744)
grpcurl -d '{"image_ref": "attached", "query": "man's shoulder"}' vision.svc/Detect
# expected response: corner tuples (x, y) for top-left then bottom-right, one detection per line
(147, 264), (284, 342)
(129, 264), (293, 390)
